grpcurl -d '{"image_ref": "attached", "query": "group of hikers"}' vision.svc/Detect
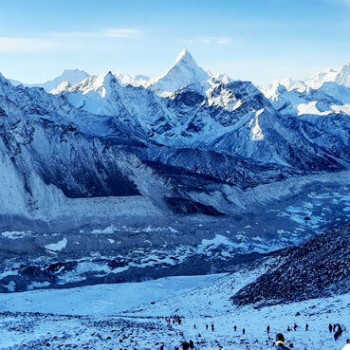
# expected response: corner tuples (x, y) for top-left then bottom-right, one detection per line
(261, 324), (350, 349)
(263, 324), (349, 349)
(165, 316), (183, 326)
(267, 323), (308, 334)
(158, 318), (349, 349)
(166, 334), (350, 349)
(330, 323), (346, 341)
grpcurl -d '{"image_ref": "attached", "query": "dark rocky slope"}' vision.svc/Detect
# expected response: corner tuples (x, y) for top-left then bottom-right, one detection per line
(232, 224), (350, 307)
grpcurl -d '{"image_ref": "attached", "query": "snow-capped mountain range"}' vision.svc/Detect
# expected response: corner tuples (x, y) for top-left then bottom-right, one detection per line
(1, 50), (350, 292)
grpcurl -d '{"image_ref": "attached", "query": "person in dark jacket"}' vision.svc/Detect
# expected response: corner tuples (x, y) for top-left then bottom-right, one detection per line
(274, 333), (291, 349)
(181, 340), (190, 350)
(334, 327), (343, 341)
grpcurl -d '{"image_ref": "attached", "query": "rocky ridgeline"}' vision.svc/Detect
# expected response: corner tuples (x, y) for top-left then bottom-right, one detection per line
(232, 224), (350, 307)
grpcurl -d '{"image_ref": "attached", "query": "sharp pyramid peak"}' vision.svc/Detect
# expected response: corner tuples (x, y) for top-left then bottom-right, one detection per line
(94, 71), (117, 86)
(175, 49), (196, 65)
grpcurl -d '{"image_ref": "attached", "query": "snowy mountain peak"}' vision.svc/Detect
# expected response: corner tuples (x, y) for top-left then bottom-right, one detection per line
(70, 71), (120, 96)
(99, 70), (116, 84)
(62, 68), (87, 76)
(149, 49), (210, 94)
(175, 49), (194, 65)
(334, 62), (350, 87)
(306, 63), (350, 89)
(172, 49), (205, 75)
(29, 69), (90, 93)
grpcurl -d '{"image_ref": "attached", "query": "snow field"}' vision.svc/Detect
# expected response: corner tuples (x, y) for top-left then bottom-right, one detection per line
(1, 267), (350, 349)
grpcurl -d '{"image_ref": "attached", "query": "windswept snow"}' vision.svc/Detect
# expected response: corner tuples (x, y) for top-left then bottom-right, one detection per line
(0, 274), (222, 316)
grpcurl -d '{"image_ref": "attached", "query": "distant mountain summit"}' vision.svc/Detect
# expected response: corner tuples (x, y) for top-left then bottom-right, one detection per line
(30, 69), (90, 92)
(306, 63), (350, 89)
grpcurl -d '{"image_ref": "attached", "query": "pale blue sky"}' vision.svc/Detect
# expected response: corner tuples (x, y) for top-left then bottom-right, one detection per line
(0, 0), (350, 84)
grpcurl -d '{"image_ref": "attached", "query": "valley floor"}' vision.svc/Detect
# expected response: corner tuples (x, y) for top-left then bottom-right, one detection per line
(0, 271), (349, 350)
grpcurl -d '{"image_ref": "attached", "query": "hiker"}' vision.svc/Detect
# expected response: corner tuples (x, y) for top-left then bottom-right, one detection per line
(342, 339), (350, 350)
(293, 323), (298, 331)
(274, 333), (291, 349)
(206, 324), (209, 331)
(181, 340), (190, 350)
(305, 324), (309, 331)
(267, 325), (271, 334)
(211, 323), (215, 332)
(243, 328), (246, 335)
(234, 325), (237, 332)
(335, 326), (343, 341)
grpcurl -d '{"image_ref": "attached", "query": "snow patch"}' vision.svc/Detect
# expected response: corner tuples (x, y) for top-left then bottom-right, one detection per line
(45, 238), (68, 252)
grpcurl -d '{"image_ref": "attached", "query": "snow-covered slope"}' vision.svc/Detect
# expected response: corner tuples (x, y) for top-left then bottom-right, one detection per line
(262, 62), (350, 119)
(263, 80), (350, 117)
(0, 73), (171, 222)
(2, 260), (349, 349)
(114, 72), (150, 87)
